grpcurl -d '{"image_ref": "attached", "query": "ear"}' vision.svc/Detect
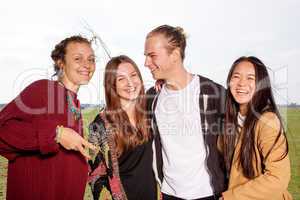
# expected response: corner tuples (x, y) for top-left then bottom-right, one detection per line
(57, 59), (64, 70)
(170, 48), (181, 63)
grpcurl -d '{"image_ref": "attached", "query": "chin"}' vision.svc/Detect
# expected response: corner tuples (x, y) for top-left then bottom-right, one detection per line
(236, 99), (251, 106)
(78, 80), (90, 85)
(152, 74), (161, 80)
(123, 95), (140, 102)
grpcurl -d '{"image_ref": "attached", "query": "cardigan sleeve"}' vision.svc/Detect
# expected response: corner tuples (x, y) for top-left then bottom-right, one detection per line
(0, 80), (59, 160)
(88, 114), (111, 199)
(88, 114), (108, 171)
(222, 112), (291, 200)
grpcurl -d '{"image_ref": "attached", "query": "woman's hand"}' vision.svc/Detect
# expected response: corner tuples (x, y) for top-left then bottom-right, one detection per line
(58, 127), (97, 159)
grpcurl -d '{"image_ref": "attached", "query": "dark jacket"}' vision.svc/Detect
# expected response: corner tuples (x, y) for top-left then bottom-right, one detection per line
(146, 75), (227, 197)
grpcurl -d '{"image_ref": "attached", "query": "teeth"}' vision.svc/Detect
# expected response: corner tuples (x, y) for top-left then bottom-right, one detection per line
(237, 90), (248, 94)
(79, 71), (89, 75)
(127, 87), (136, 92)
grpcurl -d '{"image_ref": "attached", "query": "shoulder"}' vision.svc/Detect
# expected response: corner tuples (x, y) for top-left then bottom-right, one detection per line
(18, 79), (57, 100)
(88, 113), (107, 145)
(146, 86), (157, 100)
(255, 112), (282, 140)
(146, 86), (158, 111)
(20, 79), (51, 94)
(197, 75), (226, 94)
(89, 113), (106, 133)
(257, 112), (280, 130)
(14, 79), (53, 108)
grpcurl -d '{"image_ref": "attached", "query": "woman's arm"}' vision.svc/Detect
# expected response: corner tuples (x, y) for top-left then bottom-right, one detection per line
(0, 80), (95, 160)
(222, 112), (291, 200)
(0, 80), (60, 160)
(87, 115), (110, 199)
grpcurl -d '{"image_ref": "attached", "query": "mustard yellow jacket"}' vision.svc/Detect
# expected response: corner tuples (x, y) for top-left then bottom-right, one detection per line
(222, 112), (292, 200)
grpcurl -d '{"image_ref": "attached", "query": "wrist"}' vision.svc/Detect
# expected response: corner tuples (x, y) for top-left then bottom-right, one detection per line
(55, 125), (64, 143)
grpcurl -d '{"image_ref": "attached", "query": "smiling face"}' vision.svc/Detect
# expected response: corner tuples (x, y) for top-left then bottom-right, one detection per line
(229, 61), (256, 114)
(115, 62), (142, 103)
(144, 35), (175, 80)
(60, 42), (95, 90)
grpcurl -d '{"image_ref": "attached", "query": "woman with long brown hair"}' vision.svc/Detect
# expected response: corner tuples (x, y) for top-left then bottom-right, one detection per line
(219, 56), (292, 200)
(88, 55), (157, 200)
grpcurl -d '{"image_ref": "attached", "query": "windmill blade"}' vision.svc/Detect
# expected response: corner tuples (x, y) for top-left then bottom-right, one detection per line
(81, 19), (112, 59)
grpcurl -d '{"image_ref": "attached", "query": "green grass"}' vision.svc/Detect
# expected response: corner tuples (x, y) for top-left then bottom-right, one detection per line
(1, 108), (299, 199)
(285, 108), (300, 199)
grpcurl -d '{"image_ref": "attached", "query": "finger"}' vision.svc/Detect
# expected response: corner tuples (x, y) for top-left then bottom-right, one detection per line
(77, 145), (91, 160)
(82, 139), (97, 150)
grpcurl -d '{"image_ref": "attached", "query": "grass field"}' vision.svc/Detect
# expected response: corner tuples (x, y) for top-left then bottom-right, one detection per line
(1, 108), (299, 199)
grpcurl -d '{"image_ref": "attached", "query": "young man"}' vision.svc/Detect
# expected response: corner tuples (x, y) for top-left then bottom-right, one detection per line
(144, 25), (227, 200)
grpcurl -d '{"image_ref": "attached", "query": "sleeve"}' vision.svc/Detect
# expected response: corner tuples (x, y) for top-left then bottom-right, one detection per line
(88, 114), (108, 174)
(87, 115), (110, 198)
(0, 80), (59, 160)
(146, 87), (157, 115)
(222, 112), (291, 200)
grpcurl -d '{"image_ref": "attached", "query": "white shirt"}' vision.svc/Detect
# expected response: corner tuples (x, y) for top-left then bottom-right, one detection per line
(155, 76), (213, 199)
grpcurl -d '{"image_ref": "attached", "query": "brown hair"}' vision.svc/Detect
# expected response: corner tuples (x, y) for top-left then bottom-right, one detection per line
(51, 35), (91, 76)
(103, 55), (150, 156)
(147, 24), (187, 60)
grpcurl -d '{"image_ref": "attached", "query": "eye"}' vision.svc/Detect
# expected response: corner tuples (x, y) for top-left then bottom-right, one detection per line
(117, 77), (125, 82)
(131, 73), (137, 77)
(74, 57), (82, 62)
(248, 76), (255, 80)
(88, 57), (95, 63)
(231, 74), (240, 79)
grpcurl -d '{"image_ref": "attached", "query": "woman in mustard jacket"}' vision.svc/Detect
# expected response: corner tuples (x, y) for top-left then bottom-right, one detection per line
(219, 56), (292, 200)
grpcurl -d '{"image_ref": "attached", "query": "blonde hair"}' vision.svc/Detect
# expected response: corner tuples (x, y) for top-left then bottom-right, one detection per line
(147, 24), (187, 60)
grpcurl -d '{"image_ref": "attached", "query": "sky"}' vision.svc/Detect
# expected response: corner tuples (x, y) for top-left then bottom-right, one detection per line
(0, 0), (299, 105)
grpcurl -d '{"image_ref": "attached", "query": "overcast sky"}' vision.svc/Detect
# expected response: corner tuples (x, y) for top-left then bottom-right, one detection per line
(0, 0), (299, 104)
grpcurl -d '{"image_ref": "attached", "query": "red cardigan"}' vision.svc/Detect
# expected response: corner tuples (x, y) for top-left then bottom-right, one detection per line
(0, 79), (88, 200)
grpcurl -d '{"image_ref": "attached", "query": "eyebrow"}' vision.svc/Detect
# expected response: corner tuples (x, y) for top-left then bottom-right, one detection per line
(117, 70), (137, 77)
(233, 72), (255, 76)
(71, 53), (95, 57)
(144, 52), (155, 56)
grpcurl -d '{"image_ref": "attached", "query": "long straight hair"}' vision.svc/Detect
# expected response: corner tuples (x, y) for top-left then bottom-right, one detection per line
(103, 55), (150, 156)
(222, 56), (288, 178)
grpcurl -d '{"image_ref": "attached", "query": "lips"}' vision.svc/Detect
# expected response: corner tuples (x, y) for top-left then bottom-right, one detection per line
(149, 67), (158, 73)
(236, 89), (249, 94)
(126, 87), (136, 92)
(78, 71), (90, 76)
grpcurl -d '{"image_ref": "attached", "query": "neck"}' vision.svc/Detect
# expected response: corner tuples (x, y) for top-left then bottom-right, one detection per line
(164, 65), (193, 90)
(60, 77), (79, 93)
(120, 99), (137, 127)
(239, 105), (248, 116)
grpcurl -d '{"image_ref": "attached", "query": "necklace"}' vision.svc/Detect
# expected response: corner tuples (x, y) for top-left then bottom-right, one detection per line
(67, 91), (81, 121)
(58, 81), (81, 121)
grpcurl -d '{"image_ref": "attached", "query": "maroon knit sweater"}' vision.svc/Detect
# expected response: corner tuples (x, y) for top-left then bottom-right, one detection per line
(0, 79), (88, 200)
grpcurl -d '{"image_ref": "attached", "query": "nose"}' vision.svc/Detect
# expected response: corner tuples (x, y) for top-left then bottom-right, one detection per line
(144, 56), (151, 68)
(80, 59), (89, 69)
(126, 78), (134, 88)
(83, 58), (95, 69)
(237, 77), (247, 86)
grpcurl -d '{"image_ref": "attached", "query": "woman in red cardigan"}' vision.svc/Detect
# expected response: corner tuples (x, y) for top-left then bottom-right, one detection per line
(0, 35), (97, 200)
